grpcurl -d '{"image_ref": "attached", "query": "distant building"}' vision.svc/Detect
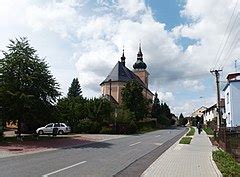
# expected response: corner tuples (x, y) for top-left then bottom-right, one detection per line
(223, 73), (240, 127)
(191, 106), (207, 118)
(203, 99), (225, 124)
(100, 44), (154, 104)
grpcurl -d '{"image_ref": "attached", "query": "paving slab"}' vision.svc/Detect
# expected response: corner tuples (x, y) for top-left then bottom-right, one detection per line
(142, 128), (222, 177)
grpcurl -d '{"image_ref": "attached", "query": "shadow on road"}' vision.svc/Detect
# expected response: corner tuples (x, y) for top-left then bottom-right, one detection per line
(64, 141), (113, 149)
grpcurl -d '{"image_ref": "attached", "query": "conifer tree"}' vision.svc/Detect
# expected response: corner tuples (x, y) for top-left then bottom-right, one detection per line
(67, 78), (82, 98)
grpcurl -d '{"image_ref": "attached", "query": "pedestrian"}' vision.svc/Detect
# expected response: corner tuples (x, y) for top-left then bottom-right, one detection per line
(197, 121), (202, 134)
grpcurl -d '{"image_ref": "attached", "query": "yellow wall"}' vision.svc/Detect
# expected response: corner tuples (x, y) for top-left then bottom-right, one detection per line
(101, 82), (153, 104)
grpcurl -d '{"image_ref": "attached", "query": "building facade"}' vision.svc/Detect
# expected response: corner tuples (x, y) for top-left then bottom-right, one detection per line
(203, 99), (225, 124)
(191, 106), (207, 118)
(223, 73), (240, 127)
(100, 45), (154, 104)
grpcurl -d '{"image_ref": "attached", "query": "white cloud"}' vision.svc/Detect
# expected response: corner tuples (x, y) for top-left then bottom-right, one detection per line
(1, 0), (240, 115)
(182, 80), (205, 91)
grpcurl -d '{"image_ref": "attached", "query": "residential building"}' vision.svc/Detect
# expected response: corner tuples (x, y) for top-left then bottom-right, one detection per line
(223, 73), (240, 127)
(100, 44), (154, 104)
(203, 99), (225, 124)
(191, 106), (207, 118)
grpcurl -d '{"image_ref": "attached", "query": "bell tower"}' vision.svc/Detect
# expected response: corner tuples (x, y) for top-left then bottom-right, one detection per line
(133, 43), (149, 87)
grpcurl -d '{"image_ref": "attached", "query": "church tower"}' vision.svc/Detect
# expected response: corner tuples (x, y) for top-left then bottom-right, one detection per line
(133, 43), (149, 87)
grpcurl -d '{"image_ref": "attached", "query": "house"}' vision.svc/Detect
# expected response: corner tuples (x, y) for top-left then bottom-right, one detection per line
(203, 99), (225, 124)
(191, 106), (207, 118)
(100, 44), (154, 104)
(223, 73), (240, 127)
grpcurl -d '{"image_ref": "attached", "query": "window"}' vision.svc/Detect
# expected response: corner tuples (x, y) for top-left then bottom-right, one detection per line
(60, 123), (65, 127)
(46, 124), (53, 128)
(54, 123), (60, 127)
(227, 93), (229, 104)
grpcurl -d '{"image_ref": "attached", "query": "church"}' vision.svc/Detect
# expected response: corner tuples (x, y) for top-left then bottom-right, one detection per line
(100, 44), (154, 104)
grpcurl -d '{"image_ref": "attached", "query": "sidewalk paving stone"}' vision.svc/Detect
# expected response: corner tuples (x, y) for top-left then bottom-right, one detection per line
(142, 128), (222, 177)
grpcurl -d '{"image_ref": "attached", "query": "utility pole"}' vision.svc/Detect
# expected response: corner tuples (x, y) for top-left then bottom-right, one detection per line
(210, 69), (222, 129)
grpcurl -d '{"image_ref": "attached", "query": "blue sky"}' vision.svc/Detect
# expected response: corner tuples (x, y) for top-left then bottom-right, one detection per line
(0, 0), (239, 116)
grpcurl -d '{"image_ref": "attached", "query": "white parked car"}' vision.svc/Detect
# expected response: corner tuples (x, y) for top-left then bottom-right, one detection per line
(36, 123), (71, 135)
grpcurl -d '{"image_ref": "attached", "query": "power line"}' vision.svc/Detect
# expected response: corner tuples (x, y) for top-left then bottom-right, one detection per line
(220, 30), (240, 68)
(213, 0), (238, 69)
(214, 11), (240, 69)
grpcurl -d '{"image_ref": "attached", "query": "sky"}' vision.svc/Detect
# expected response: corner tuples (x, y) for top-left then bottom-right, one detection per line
(1, 0), (240, 116)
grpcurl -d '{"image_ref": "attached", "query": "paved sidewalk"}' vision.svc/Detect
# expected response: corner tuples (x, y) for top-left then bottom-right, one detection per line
(142, 128), (222, 177)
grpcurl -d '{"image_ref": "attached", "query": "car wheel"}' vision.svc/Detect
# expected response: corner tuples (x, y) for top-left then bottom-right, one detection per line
(38, 130), (44, 135)
(58, 130), (64, 135)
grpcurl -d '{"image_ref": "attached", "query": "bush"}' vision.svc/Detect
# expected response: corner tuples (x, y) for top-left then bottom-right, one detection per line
(213, 150), (240, 177)
(126, 120), (138, 134)
(90, 121), (102, 133)
(158, 115), (170, 126)
(100, 126), (113, 134)
(203, 127), (214, 135)
(137, 120), (156, 129)
(76, 119), (101, 133)
(0, 119), (3, 139)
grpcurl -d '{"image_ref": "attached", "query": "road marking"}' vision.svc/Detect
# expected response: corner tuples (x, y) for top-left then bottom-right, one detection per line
(155, 135), (161, 137)
(153, 143), (162, 146)
(129, 141), (141, 147)
(42, 161), (87, 177)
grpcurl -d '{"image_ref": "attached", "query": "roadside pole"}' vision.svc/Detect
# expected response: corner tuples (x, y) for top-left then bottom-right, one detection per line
(210, 69), (222, 129)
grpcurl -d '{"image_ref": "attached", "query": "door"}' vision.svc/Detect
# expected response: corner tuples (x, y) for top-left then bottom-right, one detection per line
(44, 123), (54, 133)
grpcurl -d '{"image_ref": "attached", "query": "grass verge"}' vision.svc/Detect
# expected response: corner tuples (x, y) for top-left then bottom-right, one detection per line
(203, 127), (214, 135)
(179, 137), (192, 144)
(213, 150), (240, 177)
(186, 127), (195, 136)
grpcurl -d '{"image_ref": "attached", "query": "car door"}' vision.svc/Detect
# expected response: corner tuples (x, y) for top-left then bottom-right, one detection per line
(44, 123), (54, 133)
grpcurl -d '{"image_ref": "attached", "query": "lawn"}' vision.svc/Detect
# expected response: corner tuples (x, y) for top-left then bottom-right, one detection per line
(203, 127), (214, 135)
(213, 150), (240, 177)
(186, 127), (195, 136)
(179, 137), (192, 144)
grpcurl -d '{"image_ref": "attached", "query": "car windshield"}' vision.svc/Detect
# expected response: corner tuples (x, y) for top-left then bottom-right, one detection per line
(45, 124), (53, 128)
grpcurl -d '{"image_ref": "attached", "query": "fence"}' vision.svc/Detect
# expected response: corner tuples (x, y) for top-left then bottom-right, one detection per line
(216, 127), (240, 162)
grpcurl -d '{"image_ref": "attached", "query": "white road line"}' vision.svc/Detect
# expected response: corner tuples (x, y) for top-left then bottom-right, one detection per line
(42, 161), (87, 177)
(129, 141), (141, 147)
(153, 143), (163, 146)
(155, 135), (161, 137)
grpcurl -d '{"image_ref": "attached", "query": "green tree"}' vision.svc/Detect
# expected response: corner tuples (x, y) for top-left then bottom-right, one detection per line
(178, 113), (188, 126)
(152, 92), (161, 118)
(160, 103), (172, 119)
(57, 97), (87, 132)
(67, 78), (82, 98)
(121, 81), (148, 120)
(86, 98), (113, 124)
(1, 37), (60, 135)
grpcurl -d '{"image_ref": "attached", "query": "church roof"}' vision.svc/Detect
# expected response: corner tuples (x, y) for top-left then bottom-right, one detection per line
(100, 61), (153, 95)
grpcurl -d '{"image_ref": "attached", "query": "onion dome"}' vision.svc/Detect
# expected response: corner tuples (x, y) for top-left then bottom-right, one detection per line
(133, 43), (147, 70)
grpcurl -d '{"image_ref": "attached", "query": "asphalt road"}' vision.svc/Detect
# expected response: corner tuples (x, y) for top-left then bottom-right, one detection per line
(0, 127), (186, 177)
